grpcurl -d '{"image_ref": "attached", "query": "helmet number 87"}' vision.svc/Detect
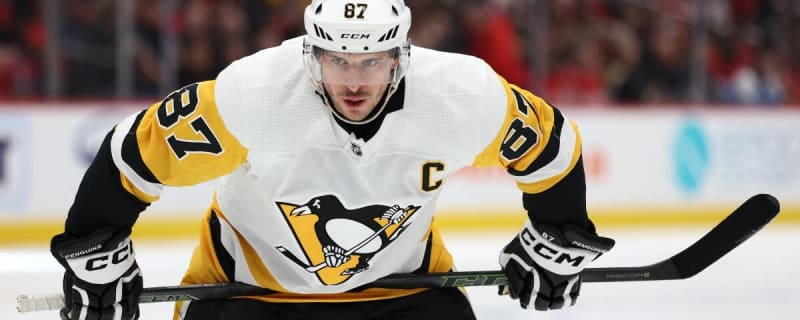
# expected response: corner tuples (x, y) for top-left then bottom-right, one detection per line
(344, 3), (368, 19)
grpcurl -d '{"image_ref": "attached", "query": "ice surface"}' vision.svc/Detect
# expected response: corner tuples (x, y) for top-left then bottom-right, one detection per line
(3, 226), (798, 320)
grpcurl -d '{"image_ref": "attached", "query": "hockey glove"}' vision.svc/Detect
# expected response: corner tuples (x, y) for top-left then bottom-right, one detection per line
(51, 228), (143, 320)
(499, 219), (614, 310)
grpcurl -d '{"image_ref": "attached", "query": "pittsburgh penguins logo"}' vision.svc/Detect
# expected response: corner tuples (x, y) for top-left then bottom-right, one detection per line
(275, 195), (420, 285)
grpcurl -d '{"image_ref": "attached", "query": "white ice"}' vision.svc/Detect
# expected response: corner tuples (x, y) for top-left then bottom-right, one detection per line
(3, 226), (798, 320)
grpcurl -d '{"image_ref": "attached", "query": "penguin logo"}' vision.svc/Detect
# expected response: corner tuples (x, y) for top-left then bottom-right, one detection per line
(275, 195), (420, 285)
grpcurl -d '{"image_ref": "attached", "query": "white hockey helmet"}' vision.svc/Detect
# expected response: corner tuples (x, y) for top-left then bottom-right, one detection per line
(304, 0), (411, 53)
(303, 0), (411, 122)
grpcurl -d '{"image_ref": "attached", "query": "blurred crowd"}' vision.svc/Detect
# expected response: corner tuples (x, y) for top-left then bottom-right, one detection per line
(0, 0), (798, 106)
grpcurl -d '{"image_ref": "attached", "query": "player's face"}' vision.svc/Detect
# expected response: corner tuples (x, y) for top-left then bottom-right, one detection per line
(319, 50), (397, 122)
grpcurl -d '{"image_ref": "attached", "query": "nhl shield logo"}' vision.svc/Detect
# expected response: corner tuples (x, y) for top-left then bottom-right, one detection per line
(275, 195), (420, 285)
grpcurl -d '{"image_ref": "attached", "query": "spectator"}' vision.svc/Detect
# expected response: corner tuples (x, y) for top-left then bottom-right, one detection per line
(545, 0), (609, 104)
(0, 0), (796, 106)
(546, 42), (608, 105)
(605, 21), (645, 103)
(133, 0), (164, 96)
(0, 46), (36, 97)
(462, 0), (529, 88)
(409, 2), (462, 52)
(61, 0), (116, 97)
(718, 49), (785, 105)
(0, 0), (41, 97)
(640, 19), (691, 102)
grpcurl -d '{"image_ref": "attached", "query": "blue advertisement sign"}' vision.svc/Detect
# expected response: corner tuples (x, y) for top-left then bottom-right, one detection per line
(0, 111), (33, 213)
(673, 119), (710, 195)
(71, 110), (129, 168)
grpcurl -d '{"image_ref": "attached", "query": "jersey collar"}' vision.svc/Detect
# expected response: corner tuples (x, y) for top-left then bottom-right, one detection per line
(323, 79), (405, 142)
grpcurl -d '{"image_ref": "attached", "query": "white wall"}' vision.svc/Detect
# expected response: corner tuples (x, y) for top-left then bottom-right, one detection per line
(1, 105), (798, 220)
(440, 108), (800, 213)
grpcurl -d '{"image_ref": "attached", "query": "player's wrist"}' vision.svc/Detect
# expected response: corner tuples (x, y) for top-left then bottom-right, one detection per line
(52, 228), (138, 283)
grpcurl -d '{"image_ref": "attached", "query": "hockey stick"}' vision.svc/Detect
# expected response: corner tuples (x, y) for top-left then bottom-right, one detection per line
(277, 221), (392, 273)
(17, 194), (779, 313)
(365, 193), (781, 286)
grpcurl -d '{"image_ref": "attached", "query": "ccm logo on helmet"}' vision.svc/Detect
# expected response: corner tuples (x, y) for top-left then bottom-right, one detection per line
(521, 229), (585, 267)
(341, 33), (370, 39)
(85, 243), (133, 271)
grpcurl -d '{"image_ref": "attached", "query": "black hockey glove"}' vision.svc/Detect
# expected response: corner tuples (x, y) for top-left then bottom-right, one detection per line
(51, 228), (143, 320)
(499, 219), (614, 310)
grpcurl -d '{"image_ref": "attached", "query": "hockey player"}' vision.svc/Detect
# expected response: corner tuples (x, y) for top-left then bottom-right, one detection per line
(49, 0), (615, 319)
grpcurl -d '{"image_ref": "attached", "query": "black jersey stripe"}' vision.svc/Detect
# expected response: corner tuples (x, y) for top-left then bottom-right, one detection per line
(121, 110), (160, 184)
(65, 129), (149, 236)
(522, 157), (595, 232)
(507, 104), (566, 176)
(411, 230), (434, 274)
(510, 87), (538, 119)
(209, 210), (237, 282)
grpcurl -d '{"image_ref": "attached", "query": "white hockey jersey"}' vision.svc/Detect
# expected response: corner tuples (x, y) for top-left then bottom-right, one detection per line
(108, 36), (583, 304)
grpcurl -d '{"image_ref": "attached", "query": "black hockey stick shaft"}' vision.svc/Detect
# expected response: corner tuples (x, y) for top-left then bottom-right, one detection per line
(17, 194), (780, 312)
(376, 193), (780, 286)
(143, 193), (781, 294)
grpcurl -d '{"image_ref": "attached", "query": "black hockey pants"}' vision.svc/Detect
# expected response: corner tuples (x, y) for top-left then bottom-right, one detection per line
(180, 287), (477, 320)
